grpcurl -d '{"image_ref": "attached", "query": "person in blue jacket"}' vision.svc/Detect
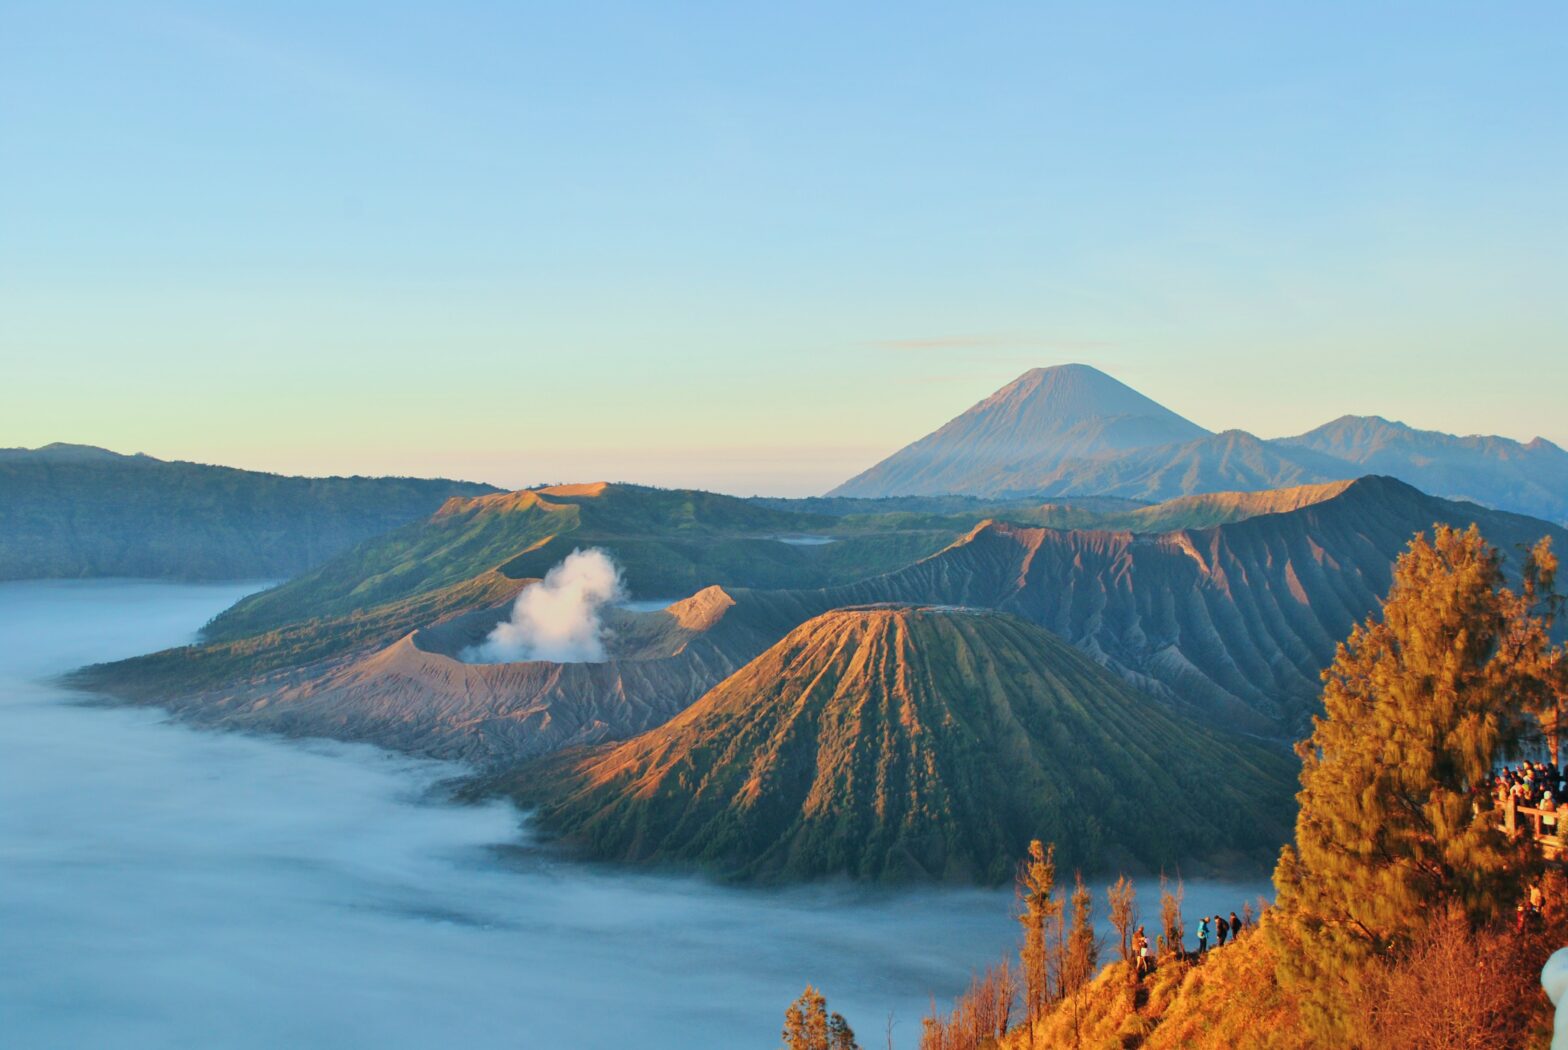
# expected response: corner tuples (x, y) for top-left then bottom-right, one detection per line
(1197, 916), (1209, 954)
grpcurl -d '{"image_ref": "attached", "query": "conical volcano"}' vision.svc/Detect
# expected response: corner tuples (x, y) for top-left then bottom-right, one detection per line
(829, 364), (1209, 498)
(513, 604), (1294, 883)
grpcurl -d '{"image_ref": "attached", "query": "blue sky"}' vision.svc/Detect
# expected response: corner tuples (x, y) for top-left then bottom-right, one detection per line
(3, 2), (1564, 494)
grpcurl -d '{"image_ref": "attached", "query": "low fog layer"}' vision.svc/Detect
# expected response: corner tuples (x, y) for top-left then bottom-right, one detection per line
(463, 548), (623, 663)
(0, 581), (1269, 1049)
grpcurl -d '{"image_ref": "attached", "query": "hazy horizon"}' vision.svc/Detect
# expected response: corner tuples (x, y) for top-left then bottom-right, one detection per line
(9, 358), (1566, 498)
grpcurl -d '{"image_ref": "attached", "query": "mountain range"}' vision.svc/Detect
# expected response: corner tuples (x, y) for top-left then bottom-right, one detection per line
(56, 381), (1568, 885)
(75, 474), (1567, 832)
(830, 364), (1568, 524)
(0, 444), (498, 580)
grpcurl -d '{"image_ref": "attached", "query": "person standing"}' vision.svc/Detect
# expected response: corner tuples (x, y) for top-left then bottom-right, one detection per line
(1197, 916), (1209, 954)
(1215, 913), (1230, 947)
(1229, 910), (1242, 938)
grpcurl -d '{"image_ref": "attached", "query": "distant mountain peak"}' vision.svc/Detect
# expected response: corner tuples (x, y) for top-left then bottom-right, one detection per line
(829, 365), (1209, 498)
(975, 363), (1197, 425)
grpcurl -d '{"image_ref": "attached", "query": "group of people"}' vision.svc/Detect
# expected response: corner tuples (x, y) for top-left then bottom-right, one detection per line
(1131, 909), (1246, 976)
(1493, 760), (1564, 816)
(1195, 911), (1242, 954)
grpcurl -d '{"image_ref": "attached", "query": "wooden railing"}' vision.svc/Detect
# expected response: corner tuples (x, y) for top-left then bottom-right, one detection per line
(1503, 797), (1565, 857)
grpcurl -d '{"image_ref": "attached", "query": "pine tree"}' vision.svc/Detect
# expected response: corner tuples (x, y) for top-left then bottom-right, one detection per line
(827, 1011), (859, 1050)
(782, 986), (830, 1050)
(1016, 840), (1061, 1031)
(1270, 525), (1555, 1043)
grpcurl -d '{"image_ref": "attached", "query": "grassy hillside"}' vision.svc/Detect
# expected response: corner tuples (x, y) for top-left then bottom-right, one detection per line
(0, 443), (497, 581)
(511, 606), (1295, 883)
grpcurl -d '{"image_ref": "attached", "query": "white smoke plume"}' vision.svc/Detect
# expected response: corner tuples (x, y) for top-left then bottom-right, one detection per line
(462, 548), (625, 664)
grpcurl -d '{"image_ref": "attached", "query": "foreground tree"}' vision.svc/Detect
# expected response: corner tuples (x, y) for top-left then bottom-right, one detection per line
(1063, 873), (1097, 997)
(1106, 875), (1137, 965)
(1271, 525), (1556, 1042)
(782, 985), (859, 1050)
(1016, 840), (1061, 1031)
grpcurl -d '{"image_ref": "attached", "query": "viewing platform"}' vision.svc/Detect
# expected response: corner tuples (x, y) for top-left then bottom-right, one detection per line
(1503, 796), (1566, 859)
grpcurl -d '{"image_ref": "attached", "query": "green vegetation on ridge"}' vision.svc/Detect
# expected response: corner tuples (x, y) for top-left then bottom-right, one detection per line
(0, 443), (497, 581)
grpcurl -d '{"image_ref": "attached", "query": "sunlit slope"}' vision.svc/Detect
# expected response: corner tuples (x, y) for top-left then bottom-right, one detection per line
(1001, 480), (1354, 533)
(204, 482), (956, 642)
(759, 484), (1351, 546)
(515, 606), (1295, 883)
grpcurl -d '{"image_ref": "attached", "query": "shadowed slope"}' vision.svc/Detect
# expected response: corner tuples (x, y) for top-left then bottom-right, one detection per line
(1007, 429), (1351, 502)
(1278, 415), (1568, 524)
(514, 606), (1295, 883)
(0, 444), (497, 581)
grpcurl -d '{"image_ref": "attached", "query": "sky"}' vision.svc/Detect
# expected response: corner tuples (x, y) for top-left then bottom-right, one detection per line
(2, 2), (1564, 496)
